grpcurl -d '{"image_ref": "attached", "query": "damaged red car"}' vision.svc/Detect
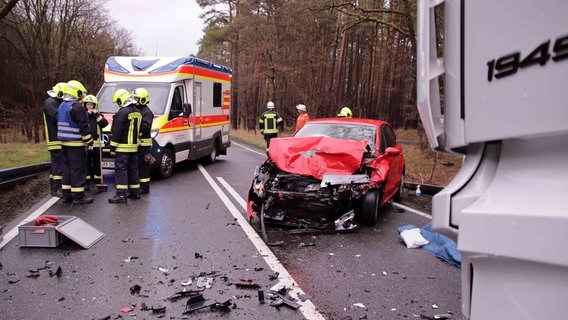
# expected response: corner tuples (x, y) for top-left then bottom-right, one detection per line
(247, 118), (405, 232)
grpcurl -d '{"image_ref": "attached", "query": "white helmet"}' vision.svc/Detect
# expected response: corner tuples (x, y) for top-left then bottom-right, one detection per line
(267, 101), (275, 109)
(296, 104), (307, 112)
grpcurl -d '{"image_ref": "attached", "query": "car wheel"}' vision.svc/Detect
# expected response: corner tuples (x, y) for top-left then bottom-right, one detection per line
(357, 189), (380, 225)
(393, 173), (405, 202)
(157, 148), (174, 178)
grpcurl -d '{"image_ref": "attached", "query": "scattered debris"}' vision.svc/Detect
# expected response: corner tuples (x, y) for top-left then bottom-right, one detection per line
(158, 267), (169, 274)
(181, 277), (193, 286)
(194, 252), (203, 259)
(299, 242), (315, 247)
(268, 271), (279, 280)
(123, 256), (138, 263)
(258, 290), (265, 304)
(129, 284), (141, 295)
(196, 277), (214, 289)
(297, 293), (313, 302)
(434, 314), (452, 319)
(49, 266), (62, 277)
(183, 294), (216, 314)
(151, 305), (166, 314)
(353, 303), (366, 308)
(233, 278), (260, 289)
(382, 271), (388, 276)
(120, 307), (133, 313)
(254, 267), (264, 271)
(122, 238), (131, 242)
(166, 289), (204, 302)
(432, 304), (439, 309)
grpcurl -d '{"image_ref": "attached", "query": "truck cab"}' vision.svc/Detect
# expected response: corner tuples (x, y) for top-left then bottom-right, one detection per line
(97, 56), (232, 178)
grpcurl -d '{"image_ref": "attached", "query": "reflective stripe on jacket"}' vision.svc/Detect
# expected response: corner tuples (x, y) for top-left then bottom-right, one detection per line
(110, 104), (142, 153)
(57, 100), (93, 147)
(259, 110), (283, 134)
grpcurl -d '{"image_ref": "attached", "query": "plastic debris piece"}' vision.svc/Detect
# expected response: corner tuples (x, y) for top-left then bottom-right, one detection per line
(158, 267), (169, 273)
(123, 256), (139, 263)
(121, 307), (133, 313)
(269, 295), (300, 309)
(269, 271), (280, 280)
(49, 266), (62, 277)
(258, 290), (265, 304)
(122, 238), (130, 242)
(297, 293), (313, 302)
(195, 252), (203, 259)
(130, 284), (141, 295)
(434, 314), (452, 319)
(353, 303), (366, 308)
(270, 279), (293, 293)
(416, 185), (422, 196)
(152, 305), (166, 313)
(166, 289), (204, 302)
(181, 277), (193, 286)
(183, 294), (215, 314)
(210, 299), (233, 312)
(299, 242), (315, 247)
(432, 304), (439, 309)
(196, 277), (214, 288)
(382, 271), (388, 276)
(254, 267), (264, 271)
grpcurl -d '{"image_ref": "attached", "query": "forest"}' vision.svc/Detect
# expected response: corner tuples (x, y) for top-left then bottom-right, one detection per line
(0, 0), (420, 142)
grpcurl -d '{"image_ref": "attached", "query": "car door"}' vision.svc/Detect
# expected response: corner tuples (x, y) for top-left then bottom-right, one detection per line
(379, 124), (404, 200)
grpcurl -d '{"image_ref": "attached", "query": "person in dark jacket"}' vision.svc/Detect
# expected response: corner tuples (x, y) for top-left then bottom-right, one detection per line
(108, 89), (142, 204)
(259, 101), (283, 154)
(132, 88), (155, 194)
(57, 80), (93, 204)
(83, 94), (109, 189)
(43, 82), (66, 197)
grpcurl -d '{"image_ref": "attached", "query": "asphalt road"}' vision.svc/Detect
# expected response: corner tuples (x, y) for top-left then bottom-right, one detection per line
(0, 142), (462, 320)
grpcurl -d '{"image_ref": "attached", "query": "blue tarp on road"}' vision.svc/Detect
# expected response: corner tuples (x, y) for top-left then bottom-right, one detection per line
(397, 222), (461, 268)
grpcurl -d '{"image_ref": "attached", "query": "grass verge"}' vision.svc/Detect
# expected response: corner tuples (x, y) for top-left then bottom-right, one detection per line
(0, 143), (50, 170)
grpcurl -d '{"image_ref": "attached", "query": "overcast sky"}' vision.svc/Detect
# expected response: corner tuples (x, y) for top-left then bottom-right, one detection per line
(104, 0), (205, 56)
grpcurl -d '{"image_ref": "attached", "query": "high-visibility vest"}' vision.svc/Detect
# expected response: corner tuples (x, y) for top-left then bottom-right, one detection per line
(259, 110), (282, 134)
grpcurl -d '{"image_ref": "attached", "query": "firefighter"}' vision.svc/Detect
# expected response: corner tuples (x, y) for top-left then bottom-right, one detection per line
(258, 101), (283, 154)
(132, 88), (155, 194)
(43, 82), (66, 198)
(83, 94), (108, 189)
(337, 106), (353, 118)
(295, 104), (310, 131)
(57, 80), (93, 204)
(108, 89), (142, 203)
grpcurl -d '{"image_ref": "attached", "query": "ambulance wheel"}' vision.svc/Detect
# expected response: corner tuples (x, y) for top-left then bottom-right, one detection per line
(157, 148), (174, 178)
(356, 189), (380, 225)
(206, 140), (219, 164)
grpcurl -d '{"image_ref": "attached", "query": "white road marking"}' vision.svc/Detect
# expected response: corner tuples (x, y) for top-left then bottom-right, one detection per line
(232, 141), (267, 157)
(393, 202), (432, 219)
(0, 196), (60, 249)
(216, 177), (247, 210)
(197, 164), (325, 320)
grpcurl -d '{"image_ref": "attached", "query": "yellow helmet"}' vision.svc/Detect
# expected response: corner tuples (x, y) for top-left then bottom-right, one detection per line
(132, 88), (150, 105)
(52, 82), (66, 98)
(64, 80), (87, 99)
(338, 106), (353, 118)
(82, 94), (98, 107)
(113, 88), (131, 107)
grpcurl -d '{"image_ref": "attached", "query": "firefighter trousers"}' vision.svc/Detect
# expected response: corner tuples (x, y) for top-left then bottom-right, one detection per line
(87, 147), (102, 183)
(49, 149), (63, 193)
(263, 133), (278, 152)
(114, 152), (139, 196)
(61, 145), (87, 199)
(138, 146), (152, 192)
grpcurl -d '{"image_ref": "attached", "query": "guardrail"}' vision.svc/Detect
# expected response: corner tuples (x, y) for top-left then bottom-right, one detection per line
(0, 162), (51, 191)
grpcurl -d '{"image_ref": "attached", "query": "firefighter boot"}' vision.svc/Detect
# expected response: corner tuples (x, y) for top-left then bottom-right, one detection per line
(109, 193), (127, 204)
(73, 195), (94, 205)
(128, 191), (140, 199)
(140, 183), (150, 194)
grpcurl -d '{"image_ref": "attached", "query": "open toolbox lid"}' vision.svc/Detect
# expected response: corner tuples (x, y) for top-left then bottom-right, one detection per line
(56, 217), (105, 249)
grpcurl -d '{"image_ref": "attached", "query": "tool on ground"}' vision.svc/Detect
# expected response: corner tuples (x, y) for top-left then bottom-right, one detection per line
(95, 125), (108, 192)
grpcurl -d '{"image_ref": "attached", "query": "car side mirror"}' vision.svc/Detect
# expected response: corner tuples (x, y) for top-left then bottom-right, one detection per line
(384, 147), (400, 157)
(182, 103), (192, 118)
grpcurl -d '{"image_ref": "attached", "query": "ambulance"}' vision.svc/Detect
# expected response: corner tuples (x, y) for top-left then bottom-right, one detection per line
(96, 56), (232, 178)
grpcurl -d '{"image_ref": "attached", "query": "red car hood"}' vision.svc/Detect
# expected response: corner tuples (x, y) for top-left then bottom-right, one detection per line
(268, 136), (368, 180)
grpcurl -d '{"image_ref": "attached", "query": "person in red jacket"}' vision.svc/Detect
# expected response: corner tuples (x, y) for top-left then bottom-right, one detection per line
(295, 104), (310, 131)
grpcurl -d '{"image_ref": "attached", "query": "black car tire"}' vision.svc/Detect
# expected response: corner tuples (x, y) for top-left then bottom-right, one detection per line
(205, 139), (219, 164)
(357, 189), (380, 225)
(393, 173), (405, 202)
(157, 148), (174, 178)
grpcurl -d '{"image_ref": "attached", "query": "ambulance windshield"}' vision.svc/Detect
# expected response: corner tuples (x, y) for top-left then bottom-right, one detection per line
(96, 83), (171, 115)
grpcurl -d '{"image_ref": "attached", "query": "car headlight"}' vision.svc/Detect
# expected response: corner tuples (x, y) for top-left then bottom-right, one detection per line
(150, 128), (159, 138)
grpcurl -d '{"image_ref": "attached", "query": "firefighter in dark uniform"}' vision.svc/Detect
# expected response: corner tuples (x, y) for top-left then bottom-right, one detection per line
(43, 82), (66, 197)
(83, 94), (109, 189)
(57, 80), (93, 204)
(108, 89), (142, 203)
(259, 101), (283, 154)
(132, 88), (155, 194)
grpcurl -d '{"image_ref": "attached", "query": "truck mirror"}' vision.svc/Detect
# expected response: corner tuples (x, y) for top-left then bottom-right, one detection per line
(182, 103), (192, 118)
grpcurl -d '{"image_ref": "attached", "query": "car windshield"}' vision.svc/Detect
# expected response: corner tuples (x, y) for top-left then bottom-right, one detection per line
(96, 83), (171, 115)
(294, 122), (377, 150)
